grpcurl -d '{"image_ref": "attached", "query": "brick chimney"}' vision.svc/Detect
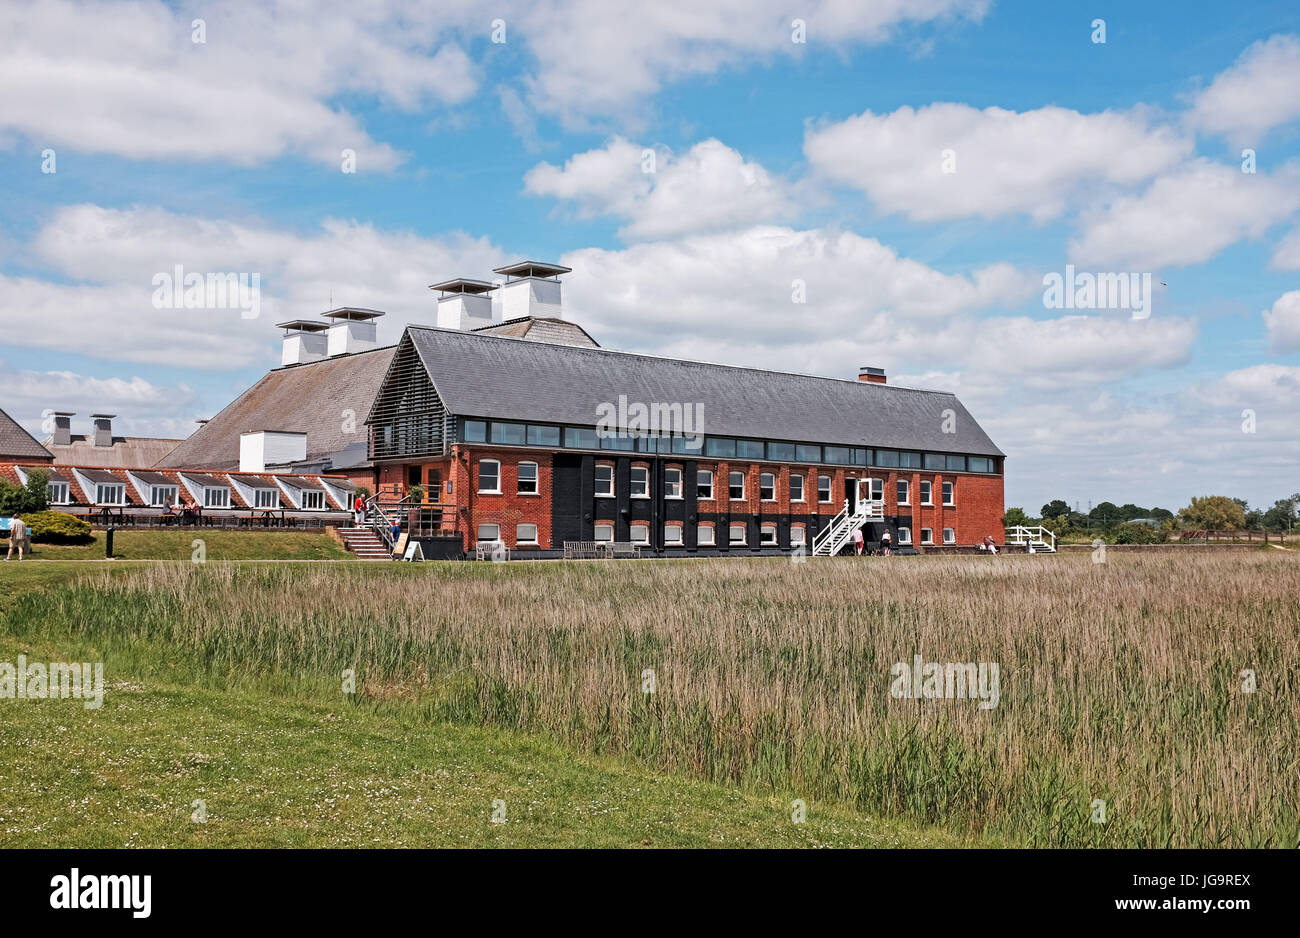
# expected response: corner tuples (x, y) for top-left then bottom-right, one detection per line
(52, 411), (75, 446)
(858, 367), (886, 384)
(90, 413), (115, 447)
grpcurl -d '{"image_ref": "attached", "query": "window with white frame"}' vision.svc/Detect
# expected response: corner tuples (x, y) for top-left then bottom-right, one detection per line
(300, 490), (324, 510)
(664, 524), (683, 545)
(254, 488), (278, 508)
(789, 474), (804, 502)
(595, 464), (614, 497)
(921, 527), (934, 545)
(898, 527), (912, 544)
(760, 523), (778, 545)
(697, 470), (713, 500)
(150, 485), (177, 507)
(664, 467), (682, 499)
(95, 483), (124, 505)
(870, 478), (884, 502)
(818, 475), (832, 503)
(630, 466), (649, 498)
(897, 480), (909, 505)
(630, 524), (649, 544)
(697, 524), (715, 546)
(943, 527), (955, 544)
(516, 523), (538, 544)
(729, 471), (745, 500)
(729, 523), (747, 545)
(204, 487), (230, 509)
(47, 481), (69, 504)
(942, 481), (954, 506)
(790, 525), (806, 546)
(479, 459), (501, 494)
(477, 523), (500, 544)
(593, 523), (614, 542)
(920, 480), (932, 505)
(759, 472), (775, 501)
(517, 461), (538, 495)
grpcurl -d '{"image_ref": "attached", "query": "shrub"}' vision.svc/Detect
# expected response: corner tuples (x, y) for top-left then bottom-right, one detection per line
(19, 510), (93, 544)
(0, 469), (49, 515)
(1112, 522), (1166, 545)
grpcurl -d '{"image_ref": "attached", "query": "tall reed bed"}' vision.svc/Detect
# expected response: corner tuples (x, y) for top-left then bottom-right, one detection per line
(10, 553), (1296, 846)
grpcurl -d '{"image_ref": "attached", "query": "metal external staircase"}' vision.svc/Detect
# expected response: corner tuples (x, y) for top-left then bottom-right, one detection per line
(1004, 525), (1057, 553)
(812, 479), (885, 557)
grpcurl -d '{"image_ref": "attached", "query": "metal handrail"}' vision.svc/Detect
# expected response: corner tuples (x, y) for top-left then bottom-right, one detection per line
(1004, 525), (1056, 551)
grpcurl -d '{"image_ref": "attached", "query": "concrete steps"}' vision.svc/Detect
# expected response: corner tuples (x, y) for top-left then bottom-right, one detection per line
(339, 526), (391, 561)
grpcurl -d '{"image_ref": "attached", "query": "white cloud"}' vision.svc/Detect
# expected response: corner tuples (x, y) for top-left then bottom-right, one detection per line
(1262, 290), (1300, 352)
(1270, 227), (1300, 270)
(524, 138), (799, 240)
(1189, 34), (1300, 143)
(804, 103), (1190, 222)
(0, 362), (196, 441)
(1069, 159), (1300, 269)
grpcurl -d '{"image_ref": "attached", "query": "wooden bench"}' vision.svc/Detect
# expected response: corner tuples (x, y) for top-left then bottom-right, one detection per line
(474, 541), (510, 561)
(609, 541), (642, 559)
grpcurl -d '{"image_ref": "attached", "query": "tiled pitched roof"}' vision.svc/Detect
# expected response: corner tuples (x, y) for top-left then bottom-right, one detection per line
(157, 346), (395, 470)
(0, 408), (54, 462)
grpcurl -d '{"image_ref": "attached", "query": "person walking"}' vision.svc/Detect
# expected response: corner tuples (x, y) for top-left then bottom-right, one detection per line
(353, 493), (366, 525)
(5, 515), (28, 561)
(852, 526), (864, 556)
(880, 528), (892, 556)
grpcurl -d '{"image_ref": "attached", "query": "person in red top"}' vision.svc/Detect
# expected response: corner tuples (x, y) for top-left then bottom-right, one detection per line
(353, 494), (366, 525)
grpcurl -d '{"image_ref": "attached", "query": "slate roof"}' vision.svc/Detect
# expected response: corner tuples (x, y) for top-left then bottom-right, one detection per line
(157, 346), (396, 470)
(0, 408), (54, 462)
(405, 325), (1003, 457)
(471, 316), (599, 347)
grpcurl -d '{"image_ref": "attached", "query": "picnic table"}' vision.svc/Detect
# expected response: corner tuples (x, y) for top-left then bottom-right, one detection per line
(78, 506), (129, 525)
(242, 509), (287, 528)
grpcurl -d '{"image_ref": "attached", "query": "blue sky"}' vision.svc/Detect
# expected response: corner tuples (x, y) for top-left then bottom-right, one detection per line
(3, 0), (1300, 513)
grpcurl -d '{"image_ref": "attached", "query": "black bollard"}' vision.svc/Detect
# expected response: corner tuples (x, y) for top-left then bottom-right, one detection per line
(105, 526), (114, 559)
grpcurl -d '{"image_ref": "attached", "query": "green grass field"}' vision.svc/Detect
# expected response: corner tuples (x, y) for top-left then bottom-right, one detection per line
(8, 529), (352, 561)
(0, 562), (964, 848)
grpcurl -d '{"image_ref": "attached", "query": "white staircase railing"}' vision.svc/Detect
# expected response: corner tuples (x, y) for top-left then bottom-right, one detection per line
(1004, 525), (1057, 553)
(812, 481), (885, 557)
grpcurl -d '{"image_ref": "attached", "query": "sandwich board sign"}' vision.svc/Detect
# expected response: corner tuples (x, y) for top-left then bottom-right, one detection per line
(392, 533), (407, 557)
(403, 540), (424, 562)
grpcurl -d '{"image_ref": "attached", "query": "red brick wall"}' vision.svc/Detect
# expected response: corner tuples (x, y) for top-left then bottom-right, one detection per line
(454, 446), (553, 548)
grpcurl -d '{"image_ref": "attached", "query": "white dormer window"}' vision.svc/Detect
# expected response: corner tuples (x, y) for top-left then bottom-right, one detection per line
(96, 484), (124, 505)
(47, 482), (69, 504)
(203, 487), (230, 509)
(300, 490), (325, 510)
(150, 485), (177, 507)
(254, 489), (278, 508)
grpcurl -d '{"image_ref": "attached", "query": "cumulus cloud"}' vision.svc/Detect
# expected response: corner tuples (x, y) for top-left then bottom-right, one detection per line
(1069, 159), (1300, 269)
(803, 103), (1190, 222)
(1262, 290), (1300, 352)
(0, 362), (196, 441)
(1270, 227), (1300, 270)
(1189, 34), (1300, 143)
(524, 138), (799, 240)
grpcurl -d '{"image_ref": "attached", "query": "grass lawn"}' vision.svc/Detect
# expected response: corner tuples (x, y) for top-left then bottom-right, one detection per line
(11, 529), (352, 561)
(0, 563), (964, 848)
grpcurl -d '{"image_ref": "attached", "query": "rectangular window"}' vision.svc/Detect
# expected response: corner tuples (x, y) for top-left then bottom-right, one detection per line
(767, 441), (795, 461)
(664, 525), (683, 546)
(527, 425), (561, 447)
(920, 481), (932, 505)
(870, 478), (884, 502)
(462, 420), (487, 442)
(664, 467), (682, 499)
(96, 484), (124, 505)
(564, 426), (598, 449)
(630, 466), (649, 498)
(897, 480), (909, 505)
(696, 470), (713, 500)
(599, 433), (635, 451)
(968, 456), (993, 473)
(516, 523), (538, 544)
(204, 487), (230, 509)
(479, 459), (501, 494)
(789, 474), (804, 502)
(942, 481), (954, 505)
(759, 472), (775, 501)
(823, 446), (853, 465)
(47, 482), (69, 504)
(898, 527), (912, 545)
(593, 523), (613, 542)
(704, 437), (736, 458)
(254, 489), (278, 508)
(874, 449), (900, 468)
(790, 526), (806, 546)
(518, 462), (538, 495)
(946, 455), (966, 472)
(630, 525), (649, 544)
(943, 527), (956, 544)
(697, 524), (715, 546)
(729, 523), (747, 545)
(921, 528), (934, 545)
(150, 485), (177, 507)
(489, 422), (526, 445)
(477, 523), (500, 544)
(796, 444), (821, 463)
(818, 475), (832, 503)
(300, 490), (324, 510)
(736, 439), (764, 459)
(595, 464), (614, 497)
(924, 453), (945, 471)
(760, 523), (777, 546)
(729, 471), (745, 500)
(899, 451), (923, 469)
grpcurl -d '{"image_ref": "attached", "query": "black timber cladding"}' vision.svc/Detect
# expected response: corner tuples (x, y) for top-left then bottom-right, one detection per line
(404, 325), (1002, 456)
(368, 334), (450, 460)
